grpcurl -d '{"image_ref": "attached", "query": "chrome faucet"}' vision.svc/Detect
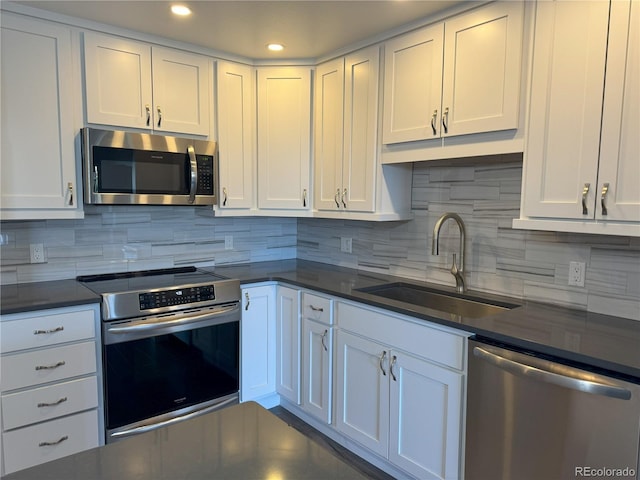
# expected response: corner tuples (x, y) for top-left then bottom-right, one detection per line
(432, 212), (466, 293)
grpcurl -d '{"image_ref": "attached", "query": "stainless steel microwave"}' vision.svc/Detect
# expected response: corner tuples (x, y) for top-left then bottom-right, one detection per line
(81, 128), (217, 206)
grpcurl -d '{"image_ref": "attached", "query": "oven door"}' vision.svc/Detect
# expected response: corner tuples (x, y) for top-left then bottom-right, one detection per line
(103, 304), (239, 442)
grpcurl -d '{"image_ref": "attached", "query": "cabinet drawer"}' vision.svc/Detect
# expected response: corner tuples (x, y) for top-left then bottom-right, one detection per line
(337, 301), (466, 370)
(302, 292), (333, 324)
(1, 308), (95, 353)
(2, 376), (98, 431)
(2, 409), (99, 474)
(1, 341), (97, 391)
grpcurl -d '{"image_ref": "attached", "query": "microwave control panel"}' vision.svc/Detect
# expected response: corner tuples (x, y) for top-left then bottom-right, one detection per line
(196, 155), (214, 195)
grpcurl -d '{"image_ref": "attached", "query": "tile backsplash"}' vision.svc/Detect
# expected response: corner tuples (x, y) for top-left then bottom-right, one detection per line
(298, 156), (640, 321)
(1, 157), (639, 320)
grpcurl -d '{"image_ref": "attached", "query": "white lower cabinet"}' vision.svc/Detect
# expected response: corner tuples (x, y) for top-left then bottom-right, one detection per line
(275, 286), (300, 404)
(302, 319), (333, 424)
(240, 284), (277, 405)
(0, 304), (103, 476)
(335, 301), (466, 480)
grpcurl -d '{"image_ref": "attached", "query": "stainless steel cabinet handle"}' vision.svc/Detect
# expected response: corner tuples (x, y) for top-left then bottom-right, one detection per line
(341, 188), (347, 208)
(245, 292), (250, 311)
(321, 329), (328, 352)
(157, 106), (163, 127)
(473, 346), (632, 400)
(222, 187), (228, 206)
(35, 361), (66, 371)
(335, 189), (341, 208)
(379, 350), (387, 376)
(309, 305), (324, 312)
(38, 397), (68, 408)
(39, 435), (68, 447)
(303, 189), (307, 207)
(581, 183), (590, 215)
(601, 183), (610, 216)
(390, 355), (397, 381)
(67, 182), (73, 206)
(34, 326), (64, 335)
(145, 104), (151, 126)
(442, 107), (449, 134)
(431, 109), (438, 135)
(187, 145), (197, 204)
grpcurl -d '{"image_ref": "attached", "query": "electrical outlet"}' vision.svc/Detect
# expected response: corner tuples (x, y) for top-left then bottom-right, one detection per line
(30, 243), (45, 263)
(224, 235), (233, 250)
(568, 261), (586, 287)
(340, 237), (352, 254)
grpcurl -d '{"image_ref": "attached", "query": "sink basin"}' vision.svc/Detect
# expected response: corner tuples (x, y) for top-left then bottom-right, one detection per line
(355, 282), (518, 319)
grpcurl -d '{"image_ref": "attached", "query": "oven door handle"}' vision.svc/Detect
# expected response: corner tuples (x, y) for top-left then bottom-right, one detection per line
(107, 304), (239, 334)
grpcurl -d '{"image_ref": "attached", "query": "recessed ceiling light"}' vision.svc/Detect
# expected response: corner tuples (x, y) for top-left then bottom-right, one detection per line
(171, 5), (192, 16)
(267, 43), (285, 52)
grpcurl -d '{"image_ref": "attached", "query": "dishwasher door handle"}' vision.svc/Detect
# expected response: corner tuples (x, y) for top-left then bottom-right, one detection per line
(473, 346), (632, 400)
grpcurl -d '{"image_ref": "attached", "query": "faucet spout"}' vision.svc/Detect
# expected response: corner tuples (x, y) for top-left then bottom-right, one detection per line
(432, 212), (466, 293)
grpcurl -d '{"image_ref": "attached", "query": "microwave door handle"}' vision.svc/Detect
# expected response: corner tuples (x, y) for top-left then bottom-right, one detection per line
(188, 145), (197, 204)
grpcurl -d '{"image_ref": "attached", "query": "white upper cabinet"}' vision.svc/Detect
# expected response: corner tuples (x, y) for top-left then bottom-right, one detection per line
(216, 60), (255, 210)
(1, 13), (82, 220)
(84, 31), (211, 136)
(256, 67), (312, 212)
(383, 2), (523, 145)
(515, 0), (640, 236)
(314, 47), (413, 220)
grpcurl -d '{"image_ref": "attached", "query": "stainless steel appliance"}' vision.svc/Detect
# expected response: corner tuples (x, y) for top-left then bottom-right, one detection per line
(78, 267), (240, 443)
(465, 338), (640, 480)
(81, 127), (217, 206)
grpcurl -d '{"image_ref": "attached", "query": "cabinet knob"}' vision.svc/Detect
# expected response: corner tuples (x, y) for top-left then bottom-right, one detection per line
(442, 107), (449, 134)
(335, 189), (341, 208)
(431, 109), (438, 135)
(379, 350), (387, 376)
(145, 104), (151, 126)
(341, 188), (347, 209)
(39, 436), (68, 447)
(222, 187), (228, 206)
(581, 183), (590, 215)
(601, 183), (610, 216)
(321, 329), (328, 352)
(67, 182), (74, 206)
(390, 355), (397, 382)
(157, 106), (163, 127)
(244, 292), (250, 311)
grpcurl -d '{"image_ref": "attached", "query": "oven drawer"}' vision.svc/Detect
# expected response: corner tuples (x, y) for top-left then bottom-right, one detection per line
(302, 292), (333, 324)
(2, 409), (99, 475)
(1, 341), (97, 391)
(2, 376), (99, 431)
(0, 308), (95, 354)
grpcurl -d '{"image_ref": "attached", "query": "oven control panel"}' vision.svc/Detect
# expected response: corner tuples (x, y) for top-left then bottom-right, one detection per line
(139, 285), (215, 310)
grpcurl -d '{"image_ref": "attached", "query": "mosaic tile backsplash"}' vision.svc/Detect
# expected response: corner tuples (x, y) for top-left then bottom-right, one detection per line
(1, 157), (638, 320)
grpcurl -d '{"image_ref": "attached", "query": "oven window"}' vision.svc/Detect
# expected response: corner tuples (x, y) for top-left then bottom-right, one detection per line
(104, 321), (239, 430)
(93, 146), (189, 195)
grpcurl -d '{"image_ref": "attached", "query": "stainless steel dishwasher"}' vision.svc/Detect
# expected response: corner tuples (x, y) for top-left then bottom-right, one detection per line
(465, 338), (640, 480)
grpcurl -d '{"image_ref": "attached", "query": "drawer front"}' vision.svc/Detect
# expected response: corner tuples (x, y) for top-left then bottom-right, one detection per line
(337, 301), (466, 371)
(1, 341), (97, 391)
(2, 376), (98, 431)
(2, 409), (99, 475)
(302, 292), (333, 324)
(1, 308), (95, 353)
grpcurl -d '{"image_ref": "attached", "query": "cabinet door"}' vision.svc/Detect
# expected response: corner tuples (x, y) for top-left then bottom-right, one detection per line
(240, 285), (276, 402)
(217, 60), (255, 209)
(1, 14), (78, 217)
(389, 351), (463, 480)
(441, 1), (523, 137)
(275, 286), (300, 404)
(151, 47), (211, 136)
(302, 319), (333, 424)
(382, 24), (444, 144)
(335, 330), (389, 457)
(522, 0), (609, 219)
(597, 0), (640, 222)
(314, 58), (345, 211)
(257, 67), (312, 210)
(343, 46), (378, 213)
(84, 31), (153, 130)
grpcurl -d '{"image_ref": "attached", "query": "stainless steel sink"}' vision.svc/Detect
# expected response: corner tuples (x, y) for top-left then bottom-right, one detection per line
(355, 282), (518, 319)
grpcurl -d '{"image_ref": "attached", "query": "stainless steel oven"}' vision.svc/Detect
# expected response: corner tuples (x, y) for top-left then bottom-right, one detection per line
(78, 267), (240, 443)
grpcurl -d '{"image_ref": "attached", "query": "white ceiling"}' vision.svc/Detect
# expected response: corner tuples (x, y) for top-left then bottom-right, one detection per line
(14, 0), (469, 60)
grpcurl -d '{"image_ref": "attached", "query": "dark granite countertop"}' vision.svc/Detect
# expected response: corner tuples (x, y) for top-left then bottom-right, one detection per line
(209, 259), (640, 380)
(0, 279), (100, 315)
(2, 259), (639, 379)
(3, 401), (368, 480)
